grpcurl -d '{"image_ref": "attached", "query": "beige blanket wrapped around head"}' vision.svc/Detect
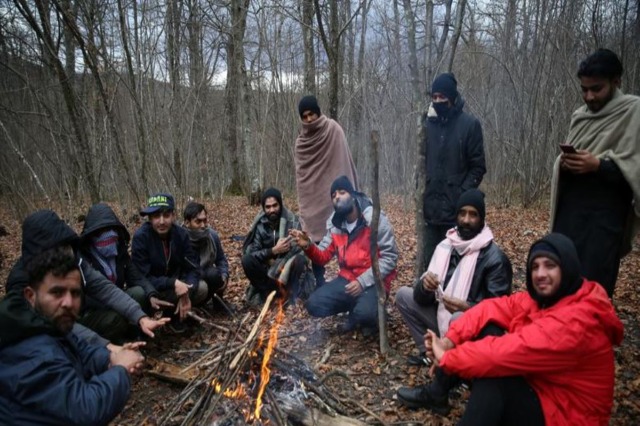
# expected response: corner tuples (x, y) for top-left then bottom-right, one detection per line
(550, 89), (640, 256)
(295, 115), (359, 241)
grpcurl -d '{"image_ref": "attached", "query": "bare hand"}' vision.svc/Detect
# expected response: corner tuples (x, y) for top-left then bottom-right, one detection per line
(272, 236), (292, 255)
(122, 341), (146, 351)
(561, 150), (600, 174)
(175, 280), (192, 297)
(289, 229), (311, 249)
(149, 296), (174, 310)
(425, 330), (454, 365)
(110, 348), (145, 375)
(422, 271), (439, 292)
(441, 295), (470, 313)
(345, 281), (363, 297)
(175, 294), (192, 321)
(138, 316), (170, 338)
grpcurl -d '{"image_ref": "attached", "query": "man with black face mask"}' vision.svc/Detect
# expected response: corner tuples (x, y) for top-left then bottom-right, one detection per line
(396, 189), (512, 414)
(422, 73), (486, 272)
(242, 188), (307, 305)
(290, 176), (398, 335)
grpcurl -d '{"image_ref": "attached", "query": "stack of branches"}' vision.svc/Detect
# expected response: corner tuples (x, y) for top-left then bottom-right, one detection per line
(155, 291), (389, 426)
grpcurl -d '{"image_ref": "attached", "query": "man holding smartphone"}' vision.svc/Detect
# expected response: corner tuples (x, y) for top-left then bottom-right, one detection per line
(551, 49), (640, 298)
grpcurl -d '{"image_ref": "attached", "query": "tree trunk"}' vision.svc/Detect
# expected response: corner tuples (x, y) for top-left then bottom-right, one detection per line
(302, 0), (316, 94)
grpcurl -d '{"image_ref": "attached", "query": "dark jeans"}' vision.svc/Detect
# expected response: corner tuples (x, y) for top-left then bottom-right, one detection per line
(79, 286), (146, 344)
(305, 276), (378, 329)
(202, 266), (226, 297)
(312, 262), (326, 287)
(458, 377), (544, 426)
(241, 253), (305, 301)
(424, 223), (451, 267)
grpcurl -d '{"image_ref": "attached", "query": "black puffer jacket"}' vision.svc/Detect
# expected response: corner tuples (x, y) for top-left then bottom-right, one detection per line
(243, 207), (301, 263)
(423, 96), (486, 226)
(80, 203), (158, 304)
(413, 240), (512, 307)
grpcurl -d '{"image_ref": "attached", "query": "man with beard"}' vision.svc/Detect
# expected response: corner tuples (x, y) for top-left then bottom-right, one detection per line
(0, 247), (145, 425)
(132, 193), (203, 332)
(396, 189), (512, 414)
(294, 95), (359, 286)
(425, 234), (623, 425)
(551, 49), (640, 298)
(183, 202), (230, 311)
(242, 188), (307, 305)
(290, 176), (398, 334)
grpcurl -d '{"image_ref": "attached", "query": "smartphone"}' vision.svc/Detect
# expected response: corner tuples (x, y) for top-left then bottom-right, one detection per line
(559, 144), (577, 154)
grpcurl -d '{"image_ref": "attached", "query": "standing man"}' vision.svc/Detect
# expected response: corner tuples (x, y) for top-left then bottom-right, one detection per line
(551, 49), (640, 298)
(422, 73), (486, 267)
(132, 193), (204, 331)
(242, 188), (307, 305)
(291, 176), (398, 334)
(294, 95), (358, 286)
(0, 246), (145, 425)
(425, 233), (623, 425)
(396, 189), (512, 414)
(183, 201), (230, 311)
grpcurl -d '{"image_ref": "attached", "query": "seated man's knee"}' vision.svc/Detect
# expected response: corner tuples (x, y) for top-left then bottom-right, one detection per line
(305, 293), (329, 317)
(241, 253), (255, 271)
(191, 280), (209, 306)
(394, 286), (413, 311)
(351, 298), (377, 327)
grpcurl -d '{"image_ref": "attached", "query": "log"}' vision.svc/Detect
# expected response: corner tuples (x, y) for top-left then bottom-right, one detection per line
(279, 399), (368, 426)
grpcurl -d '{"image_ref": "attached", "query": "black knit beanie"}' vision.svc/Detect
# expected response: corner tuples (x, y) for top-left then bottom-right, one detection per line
(261, 187), (283, 209)
(330, 175), (355, 197)
(298, 95), (321, 118)
(456, 189), (485, 222)
(431, 73), (459, 101)
(528, 241), (561, 269)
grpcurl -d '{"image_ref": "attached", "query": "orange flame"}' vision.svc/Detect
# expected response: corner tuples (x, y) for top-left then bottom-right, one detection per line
(253, 289), (286, 419)
(211, 379), (248, 399)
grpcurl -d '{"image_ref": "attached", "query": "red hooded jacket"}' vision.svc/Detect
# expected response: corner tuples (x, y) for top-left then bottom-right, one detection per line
(440, 281), (623, 425)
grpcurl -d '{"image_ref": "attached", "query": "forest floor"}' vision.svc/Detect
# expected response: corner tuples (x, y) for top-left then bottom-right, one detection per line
(0, 196), (638, 425)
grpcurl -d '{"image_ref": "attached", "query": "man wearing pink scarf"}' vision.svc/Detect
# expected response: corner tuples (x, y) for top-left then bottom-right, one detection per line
(396, 189), (512, 414)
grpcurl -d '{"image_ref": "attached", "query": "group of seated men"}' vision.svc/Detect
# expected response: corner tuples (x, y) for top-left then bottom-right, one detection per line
(0, 174), (624, 425)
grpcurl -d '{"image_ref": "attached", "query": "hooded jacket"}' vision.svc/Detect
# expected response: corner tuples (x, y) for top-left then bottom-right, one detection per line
(304, 193), (398, 292)
(79, 203), (158, 303)
(439, 233), (624, 426)
(5, 210), (147, 345)
(0, 291), (130, 425)
(423, 96), (486, 226)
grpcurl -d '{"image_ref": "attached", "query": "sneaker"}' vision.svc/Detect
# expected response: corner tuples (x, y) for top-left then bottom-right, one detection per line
(407, 352), (432, 367)
(169, 320), (187, 334)
(397, 384), (450, 415)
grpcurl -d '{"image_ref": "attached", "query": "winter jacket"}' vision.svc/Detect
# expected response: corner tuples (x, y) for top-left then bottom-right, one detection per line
(440, 234), (624, 426)
(200, 228), (229, 278)
(423, 97), (486, 225)
(304, 193), (398, 292)
(243, 207), (301, 263)
(5, 210), (147, 346)
(0, 291), (131, 425)
(131, 222), (199, 292)
(413, 240), (512, 307)
(80, 203), (159, 307)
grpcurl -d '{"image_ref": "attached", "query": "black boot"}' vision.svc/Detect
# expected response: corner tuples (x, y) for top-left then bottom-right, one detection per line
(396, 383), (450, 415)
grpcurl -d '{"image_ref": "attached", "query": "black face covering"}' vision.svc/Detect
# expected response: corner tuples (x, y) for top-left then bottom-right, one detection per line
(334, 196), (355, 218)
(433, 101), (450, 118)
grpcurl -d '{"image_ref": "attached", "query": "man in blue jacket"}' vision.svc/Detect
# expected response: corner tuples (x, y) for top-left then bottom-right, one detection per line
(0, 246), (144, 425)
(422, 73), (486, 268)
(132, 193), (203, 331)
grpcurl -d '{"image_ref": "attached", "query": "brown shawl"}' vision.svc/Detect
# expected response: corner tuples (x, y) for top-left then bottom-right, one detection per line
(295, 115), (359, 241)
(550, 89), (640, 256)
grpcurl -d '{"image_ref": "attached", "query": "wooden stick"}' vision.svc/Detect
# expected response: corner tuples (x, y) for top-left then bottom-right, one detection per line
(314, 343), (335, 368)
(229, 290), (276, 370)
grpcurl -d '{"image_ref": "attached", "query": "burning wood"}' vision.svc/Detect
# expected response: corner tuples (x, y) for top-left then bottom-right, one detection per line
(156, 290), (387, 426)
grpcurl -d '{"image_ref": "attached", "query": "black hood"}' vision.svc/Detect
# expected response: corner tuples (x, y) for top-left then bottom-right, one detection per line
(80, 203), (129, 244)
(0, 290), (62, 348)
(21, 210), (79, 266)
(526, 233), (583, 308)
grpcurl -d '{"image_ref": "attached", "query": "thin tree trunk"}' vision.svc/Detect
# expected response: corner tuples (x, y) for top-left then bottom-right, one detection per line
(446, 0), (467, 72)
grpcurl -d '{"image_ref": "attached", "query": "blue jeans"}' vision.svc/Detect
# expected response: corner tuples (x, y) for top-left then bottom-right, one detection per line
(305, 276), (378, 329)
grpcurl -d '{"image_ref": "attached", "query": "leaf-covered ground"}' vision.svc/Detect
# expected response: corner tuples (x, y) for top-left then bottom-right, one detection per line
(0, 196), (638, 424)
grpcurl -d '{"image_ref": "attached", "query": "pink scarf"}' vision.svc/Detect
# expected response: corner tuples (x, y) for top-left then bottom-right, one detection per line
(294, 115), (358, 241)
(421, 226), (494, 337)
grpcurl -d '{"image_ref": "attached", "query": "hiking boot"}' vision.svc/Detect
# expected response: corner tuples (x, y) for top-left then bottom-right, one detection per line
(407, 352), (432, 367)
(397, 384), (450, 415)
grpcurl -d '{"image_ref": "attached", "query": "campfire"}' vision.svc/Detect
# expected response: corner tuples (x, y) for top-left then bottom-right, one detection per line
(152, 290), (378, 426)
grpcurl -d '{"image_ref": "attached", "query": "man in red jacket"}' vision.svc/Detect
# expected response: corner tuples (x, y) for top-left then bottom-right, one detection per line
(425, 233), (623, 425)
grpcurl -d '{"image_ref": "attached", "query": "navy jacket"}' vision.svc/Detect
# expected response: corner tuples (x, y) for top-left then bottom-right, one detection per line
(0, 292), (130, 425)
(131, 222), (199, 292)
(80, 203), (158, 304)
(423, 97), (486, 225)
